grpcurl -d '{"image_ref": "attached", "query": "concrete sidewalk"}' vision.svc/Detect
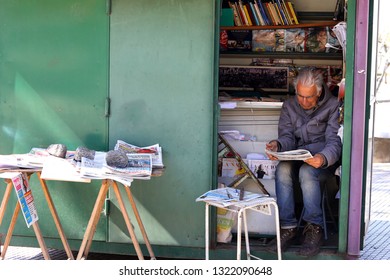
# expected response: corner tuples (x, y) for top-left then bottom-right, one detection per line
(2, 163), (390, 260)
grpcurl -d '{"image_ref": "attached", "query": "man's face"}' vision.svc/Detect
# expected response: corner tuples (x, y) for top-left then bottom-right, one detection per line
(296, 82), (320, 110)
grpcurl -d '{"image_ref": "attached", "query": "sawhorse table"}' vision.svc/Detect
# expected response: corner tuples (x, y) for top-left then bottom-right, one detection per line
(76, 179), (155, 260)
(0, 170), (74, 260)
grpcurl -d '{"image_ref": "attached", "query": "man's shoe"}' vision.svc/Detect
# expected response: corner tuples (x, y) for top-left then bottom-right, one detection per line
(266, 227), (297, 253)
(298, 223), (323, 257)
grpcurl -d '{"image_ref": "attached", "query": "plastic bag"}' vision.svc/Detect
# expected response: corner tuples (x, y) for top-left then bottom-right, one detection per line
(216, 207), (237, 243)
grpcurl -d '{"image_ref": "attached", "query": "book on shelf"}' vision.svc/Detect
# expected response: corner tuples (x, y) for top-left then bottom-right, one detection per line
(256, 0), (271, 25)
(253, 0), (266, 26)
(228, 1), (243, 26)
(280, 0), (293, 25)
(248, 2), (260, 26)
(275, 0), (289, 25)
(272, 0), (286, 25)
(222, 0), (300, 27)
(267, 1), (281, 25)
(238, 0), (249, 26)
(285, 1), (299, 24)
(243, 3), (254, 26)
(333, 0), (345, 21)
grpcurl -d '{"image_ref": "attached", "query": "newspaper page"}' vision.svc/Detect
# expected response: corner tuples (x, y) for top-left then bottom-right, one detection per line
(114, 140), (164, 168)
(196, 187), (268, 207)
(0, 153), (45, 170)
(265, 149), (313, 161)
(6, 172), (39, 227)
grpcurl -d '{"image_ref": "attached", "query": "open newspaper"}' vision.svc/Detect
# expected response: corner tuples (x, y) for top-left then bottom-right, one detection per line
(114, 140), (164, 168)
(196, 187), (269, 207)
(265, 149), (313, 161)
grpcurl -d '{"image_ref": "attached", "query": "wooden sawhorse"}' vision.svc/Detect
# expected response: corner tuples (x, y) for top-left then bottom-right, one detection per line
(76, 179), (155, 260)
(0, 170), (74, 260)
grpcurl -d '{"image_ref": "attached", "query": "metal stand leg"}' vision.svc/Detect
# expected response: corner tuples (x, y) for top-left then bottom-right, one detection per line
(236, 209), (243, 260)
(205, 203), (209, 260)
(243, 210), (251, 260)
(271, 201), (282, 260)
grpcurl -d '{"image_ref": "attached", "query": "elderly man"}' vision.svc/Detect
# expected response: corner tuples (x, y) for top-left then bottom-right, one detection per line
(266, 68), (342, 257)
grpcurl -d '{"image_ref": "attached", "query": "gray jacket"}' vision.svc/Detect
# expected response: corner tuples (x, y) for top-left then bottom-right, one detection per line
(276, 84), (342, 168)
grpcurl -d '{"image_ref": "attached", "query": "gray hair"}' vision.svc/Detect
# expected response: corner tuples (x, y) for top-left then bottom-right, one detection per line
(293, 68), (324, 94)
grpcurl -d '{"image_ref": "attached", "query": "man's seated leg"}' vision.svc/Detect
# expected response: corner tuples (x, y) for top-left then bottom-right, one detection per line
(297, 164), (333, 257)
(266, 161), (300, 253)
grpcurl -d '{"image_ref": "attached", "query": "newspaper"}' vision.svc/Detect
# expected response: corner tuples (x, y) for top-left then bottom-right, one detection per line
(265, 149), (313, 161)
(79, 151), (152, 183)
(114, 140), (164, 168)
(196, 187), (268, 207)
(0, 153), (45, 170)
(0, 172), (39, 227)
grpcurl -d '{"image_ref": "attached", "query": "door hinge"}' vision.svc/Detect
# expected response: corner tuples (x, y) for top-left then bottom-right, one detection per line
(103, 198), (110, 216)
(105, 97), (111, 117)
(106, 0), (112, 15)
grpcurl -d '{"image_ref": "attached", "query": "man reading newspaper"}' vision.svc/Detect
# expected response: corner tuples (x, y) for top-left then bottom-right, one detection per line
(265, 68), (342, 257)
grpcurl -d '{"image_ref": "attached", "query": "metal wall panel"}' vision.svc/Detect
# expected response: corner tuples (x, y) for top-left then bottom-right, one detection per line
(0, 0), (109, 242)
(108, 0), (216, 247)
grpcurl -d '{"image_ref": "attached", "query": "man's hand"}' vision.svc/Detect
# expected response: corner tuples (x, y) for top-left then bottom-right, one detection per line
(265, 141), (279, 160)
(304, 154), (325, 168)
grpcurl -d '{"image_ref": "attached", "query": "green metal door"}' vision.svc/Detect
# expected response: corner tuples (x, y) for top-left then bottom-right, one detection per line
(0, 1), (109, 244)
(107, 0), (217, 254)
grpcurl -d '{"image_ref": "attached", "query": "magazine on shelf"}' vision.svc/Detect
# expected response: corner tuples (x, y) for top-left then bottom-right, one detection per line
(196, 187), (269, 207)
(265, 149), (313, 161)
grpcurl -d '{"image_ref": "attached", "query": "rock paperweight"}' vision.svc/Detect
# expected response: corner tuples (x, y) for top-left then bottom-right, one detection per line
(74, 146), (96, 162)
(47, 144), (67, 158)
(106, 150), (129, 168)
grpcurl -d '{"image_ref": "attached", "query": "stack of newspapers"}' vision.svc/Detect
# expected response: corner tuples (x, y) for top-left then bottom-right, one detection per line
(78, 140), (164, 185)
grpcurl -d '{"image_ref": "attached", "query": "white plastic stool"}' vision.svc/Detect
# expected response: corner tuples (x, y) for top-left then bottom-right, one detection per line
(204, 197), (282, 260)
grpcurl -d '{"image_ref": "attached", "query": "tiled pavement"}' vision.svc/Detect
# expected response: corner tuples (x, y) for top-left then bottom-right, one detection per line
(358, 163), (390, 260)
(2, 163), (390, 260)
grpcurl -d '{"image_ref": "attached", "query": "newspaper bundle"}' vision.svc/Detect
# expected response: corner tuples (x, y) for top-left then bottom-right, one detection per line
(79, 151), (152, 185)
(114, 140), (164, 168)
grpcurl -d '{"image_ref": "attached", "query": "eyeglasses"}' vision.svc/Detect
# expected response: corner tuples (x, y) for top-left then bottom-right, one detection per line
(296, 92), (318, 100)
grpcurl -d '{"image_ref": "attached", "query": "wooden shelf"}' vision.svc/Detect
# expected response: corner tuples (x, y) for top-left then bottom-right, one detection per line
(221, 21), (339, 30)
(220, 52), (343, 60)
